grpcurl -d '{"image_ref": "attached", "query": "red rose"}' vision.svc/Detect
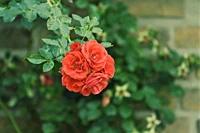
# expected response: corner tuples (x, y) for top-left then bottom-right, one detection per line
(70, 42), (82, 51)
(81, 72), (108, 96)
(62, 73), (85, 92)
(62, 51), (90, 80)
(61, 40), (115, 96)
(82, 40), (108, 71)
(101, 55), (115, 78)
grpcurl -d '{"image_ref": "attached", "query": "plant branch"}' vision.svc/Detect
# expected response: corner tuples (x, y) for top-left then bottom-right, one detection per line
(0, 99), (22, 133)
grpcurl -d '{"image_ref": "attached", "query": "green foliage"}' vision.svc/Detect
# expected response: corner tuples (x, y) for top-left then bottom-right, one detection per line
(27, 54), (47, 64)
(161, 108), (176, 124)
(0, 0), (200, 133)
(0, 0), (108, 72)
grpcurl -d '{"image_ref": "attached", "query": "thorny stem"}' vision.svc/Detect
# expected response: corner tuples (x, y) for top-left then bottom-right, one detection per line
(0, 99), (22, 133)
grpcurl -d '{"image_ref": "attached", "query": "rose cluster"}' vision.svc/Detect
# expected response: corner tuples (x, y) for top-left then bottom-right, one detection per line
(61, 40), (115, 96)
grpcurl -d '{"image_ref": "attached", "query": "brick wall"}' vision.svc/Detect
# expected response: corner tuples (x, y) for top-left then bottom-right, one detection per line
(0, 0), (199, 133)
(122, 0), (200, 133)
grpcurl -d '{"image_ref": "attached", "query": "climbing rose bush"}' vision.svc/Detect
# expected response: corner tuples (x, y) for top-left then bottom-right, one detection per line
(61, 40), (115, 96)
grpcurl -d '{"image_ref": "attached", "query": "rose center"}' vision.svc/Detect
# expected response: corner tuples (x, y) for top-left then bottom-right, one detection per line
(73, 61), (78, 68)
(91, 54), (99, 61)
(92, 54), (96, 59)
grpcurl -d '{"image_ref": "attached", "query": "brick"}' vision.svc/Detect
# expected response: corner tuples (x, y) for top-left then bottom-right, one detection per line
(182, 89), (200, 111)
(175, 27), (200, 48)
(120, 0), (184, 17)
(162, 117), (189, 133)
(0, 26), (31, 49)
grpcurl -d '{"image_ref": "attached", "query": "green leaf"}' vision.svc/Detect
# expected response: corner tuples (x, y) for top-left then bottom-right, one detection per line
(81, 16), (90, 27)
(51, 45), (60, 57)
(42, 38), (60, 47)
(43, 60), (54, 72)
(35, 3), (51, 18)
(87, 126), (102, 133)
(25, 10), (37, 22)
(85, 32), (95, 40)
(161, 108), (176, 124)
(60, 23), (70, 36)
(68, 0), (73, 3)
(86, 100), (101, 110)
(8, 97), (18, 107)
(47, 18), (60, 30)
(74, 27), (84, 36)
(131, 90), (144, 101)
(118, 105), (132, 119)
(72, 14), (82, 21)
(76, 0), (88, 9)
(56, 55), (64, 63)
(90, 17), (99, 27)
(27, 0), (36, 9)
(141, 86), (156, 96)
(39, 45), (60, 60)
(60, 36), (68, 49)
(51, 6), (62, 17)
(89, 4), (100, 18)
(121, 119), (134, 132)
(3, 7), (22, 22)
(24, 0), (36, 9)
(0, 7), (5, 17)
(18, 1), (28, 10)
(92, 27), (102, 33)
(21, 17), (32, 30)
(26, 87), (34, 98)
(168, 84), (184, 97)
(103, 104), (117, 116)
(87, 109), (102, 121)
(145, 95), (161, 109)
(148, 28), (158, 39)
(101, 42), (113, 48)
(27, 54), (46, 64)
(39, 45), (53, 59)
(78, 108), (87, 120)
(60, 15), (71, 24)
(42, 123), (57, 133)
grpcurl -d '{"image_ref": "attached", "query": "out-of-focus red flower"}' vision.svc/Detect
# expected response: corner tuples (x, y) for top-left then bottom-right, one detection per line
(40, 74), (53, 86)
(102, 95), (110, 107)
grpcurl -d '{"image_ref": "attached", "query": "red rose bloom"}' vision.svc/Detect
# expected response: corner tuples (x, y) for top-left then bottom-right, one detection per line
(61, 40), (115, 96)
(62, 51), (90, 80)
(82, 40), (108, 71)
(101, 55), (115, 78)
(81, 72), (108, 96)
(70, 42), (82, 51)
(62, 72), (85, 92)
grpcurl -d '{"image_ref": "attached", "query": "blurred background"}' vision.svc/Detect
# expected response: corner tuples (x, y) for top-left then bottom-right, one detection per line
(0, 0), (199, 133)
